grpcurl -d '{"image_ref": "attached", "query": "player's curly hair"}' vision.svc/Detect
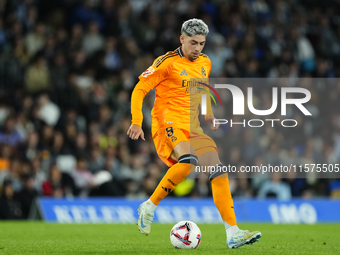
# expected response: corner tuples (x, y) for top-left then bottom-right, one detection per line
(181, 18), (209, 37)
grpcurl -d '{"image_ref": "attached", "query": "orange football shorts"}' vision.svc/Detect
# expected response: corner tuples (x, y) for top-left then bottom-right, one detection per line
(153, 125), (218, 167)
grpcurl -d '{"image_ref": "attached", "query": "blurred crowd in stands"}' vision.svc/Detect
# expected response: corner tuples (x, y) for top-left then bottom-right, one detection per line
(0, 0), (340, 219)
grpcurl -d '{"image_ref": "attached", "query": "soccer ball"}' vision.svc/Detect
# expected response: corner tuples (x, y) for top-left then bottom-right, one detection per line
(170, 221), (201, 249)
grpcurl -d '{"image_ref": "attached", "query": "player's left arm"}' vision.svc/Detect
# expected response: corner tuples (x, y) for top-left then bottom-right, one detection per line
(204, 60), (220, 131)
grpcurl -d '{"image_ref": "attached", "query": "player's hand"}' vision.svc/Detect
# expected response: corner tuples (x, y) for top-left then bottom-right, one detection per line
(206, 116), (219, 131)
(127, 124), (145, 141)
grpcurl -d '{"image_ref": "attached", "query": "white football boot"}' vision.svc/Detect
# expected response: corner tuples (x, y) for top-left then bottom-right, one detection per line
(227, 229), (262, 249)
(137, 201), (155, 236)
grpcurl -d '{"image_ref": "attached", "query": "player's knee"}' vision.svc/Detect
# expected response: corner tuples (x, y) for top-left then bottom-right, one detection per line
(209, 164), (226, 181)
(178, 154), (198, 167)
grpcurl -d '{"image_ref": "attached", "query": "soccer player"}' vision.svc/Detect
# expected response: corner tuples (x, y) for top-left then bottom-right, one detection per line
(127, 19), (261, 249)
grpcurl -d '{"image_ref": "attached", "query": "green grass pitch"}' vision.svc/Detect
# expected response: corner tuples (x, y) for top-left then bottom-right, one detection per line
(0, 222), (339, 254)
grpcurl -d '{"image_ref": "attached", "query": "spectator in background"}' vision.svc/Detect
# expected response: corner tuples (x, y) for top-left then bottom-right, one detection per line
(0, 115), (24, 146)
(13, 38), (30, 67)
(37, 93), (60, 127)
(16, 111), (35, 141)
(87, 146), (105, 174)
(21, 131), (40, 161)
(289, 27), (315, 72)
(89, 170), (126, 197)
(0, 102), (10, 127)
(25, 6), (39, 33)
(98, 104), (113, 132)
(0, 159), (23, 192)
(16, 173), (38, 219)
(24, 55), (50, 94)
(0, 180), (22, 220)
(104, 36), (121, 70)
(205, 34), (233, 77)
(71, 157), (94, 196)
(74, 132), (89, 157)
(104, 148), (120, 177)
(257, 173), (292, 200)
(25, 23), (46, 57)
(0, 19), (5, 47)
(140, 174), (158, 198)
(31, 156), (46, 194)
(69, 24), (84, 52)
(43, 164), (77, 197)
(50, 131), (69, 160)
(50, 52), (69, 94)
(39, 124), (54, 152)
(99, 125), (118, 151)
(119, 154), (146, 185)
(0, 144), (12, 171)
(112, 90), (131, 122)
(71, 0), (104, 30)
(82, 21), (104, 55)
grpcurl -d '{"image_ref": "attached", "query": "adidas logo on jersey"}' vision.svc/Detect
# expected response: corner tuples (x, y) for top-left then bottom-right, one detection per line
(180, 69), (188, 76)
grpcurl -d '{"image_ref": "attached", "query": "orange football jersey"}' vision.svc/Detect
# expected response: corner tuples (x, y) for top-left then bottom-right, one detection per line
(131, 47), (214, 137)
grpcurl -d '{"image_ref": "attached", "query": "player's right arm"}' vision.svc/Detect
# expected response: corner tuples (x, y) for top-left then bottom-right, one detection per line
(127, 56), (170, 140)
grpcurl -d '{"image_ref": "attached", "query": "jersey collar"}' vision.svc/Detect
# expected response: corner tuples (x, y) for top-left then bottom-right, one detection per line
(178, 47), (184, 57)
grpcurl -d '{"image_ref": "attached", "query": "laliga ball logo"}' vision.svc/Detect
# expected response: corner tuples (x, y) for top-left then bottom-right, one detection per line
(170, 221), (201, 249)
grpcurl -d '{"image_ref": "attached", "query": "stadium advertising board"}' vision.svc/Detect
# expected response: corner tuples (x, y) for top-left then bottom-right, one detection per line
(39, 198), (340, 224)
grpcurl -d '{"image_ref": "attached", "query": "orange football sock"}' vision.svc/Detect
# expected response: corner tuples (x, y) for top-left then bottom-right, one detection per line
(150, 162), (194, 205)
(211, 174), (237, 226)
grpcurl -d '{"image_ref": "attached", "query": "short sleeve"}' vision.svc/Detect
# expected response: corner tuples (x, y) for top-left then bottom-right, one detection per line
(138, 56), (170, 87)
